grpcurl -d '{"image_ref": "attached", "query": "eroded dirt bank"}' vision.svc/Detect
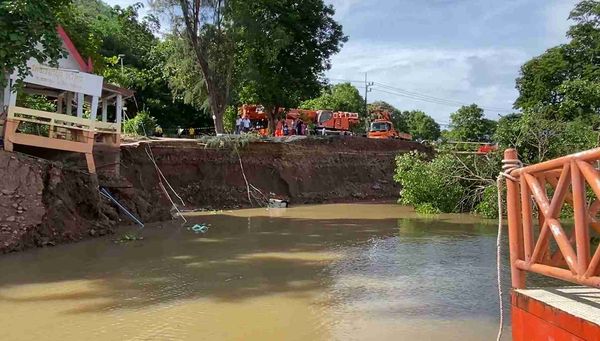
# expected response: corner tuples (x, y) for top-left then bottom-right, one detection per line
(0, 137), (429, 253)
(0, 152), (116, 253)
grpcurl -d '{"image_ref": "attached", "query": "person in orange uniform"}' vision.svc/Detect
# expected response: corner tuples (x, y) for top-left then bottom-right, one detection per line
(275, 119), (284, 137)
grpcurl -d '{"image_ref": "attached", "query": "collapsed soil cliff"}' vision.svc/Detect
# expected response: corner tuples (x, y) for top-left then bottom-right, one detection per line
(111, 137), (430, 221)
(0, 137), (430, 253)
(0, 152), (116, 253)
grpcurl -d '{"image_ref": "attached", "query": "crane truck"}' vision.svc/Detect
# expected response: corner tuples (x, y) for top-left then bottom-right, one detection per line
(367, 111), (412, 140)
(240, 105), (360, 135)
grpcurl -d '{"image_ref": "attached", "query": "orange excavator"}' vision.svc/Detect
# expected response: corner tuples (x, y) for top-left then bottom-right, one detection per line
(367, 111), (412, 140)
(240, 105), (359, 136)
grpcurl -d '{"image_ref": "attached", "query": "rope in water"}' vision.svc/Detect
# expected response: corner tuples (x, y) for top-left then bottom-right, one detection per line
(495, 158), (522, 341)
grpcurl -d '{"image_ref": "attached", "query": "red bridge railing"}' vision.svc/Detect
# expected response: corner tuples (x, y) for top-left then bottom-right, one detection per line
(504, 148), (600, 289)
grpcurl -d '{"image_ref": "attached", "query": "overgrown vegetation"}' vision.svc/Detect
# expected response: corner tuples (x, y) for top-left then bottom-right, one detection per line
(394, 151), (499, 217)
(122, 110), (157, 136)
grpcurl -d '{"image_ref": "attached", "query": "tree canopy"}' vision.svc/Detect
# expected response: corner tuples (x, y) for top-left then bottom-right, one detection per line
(0, 0), (70, 85)
(233, 0), (347, 133)
(300, 83), (364, 113)
(405, 110), (440, 141)
(515, 0), (600, 120)
(447, 104), (496, 142)
(62, 0), (211, 130)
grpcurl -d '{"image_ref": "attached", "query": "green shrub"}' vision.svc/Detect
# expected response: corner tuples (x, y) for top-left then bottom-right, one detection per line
(474, 185), (500, 219)
(123, 110), (157, 136)
(224, 106), (238, 133)
(394, 151), (463, 213)
(415, 203), (441, 214)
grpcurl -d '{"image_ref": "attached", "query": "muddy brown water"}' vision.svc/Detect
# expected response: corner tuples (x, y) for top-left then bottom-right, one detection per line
(0, 203), (545, 340)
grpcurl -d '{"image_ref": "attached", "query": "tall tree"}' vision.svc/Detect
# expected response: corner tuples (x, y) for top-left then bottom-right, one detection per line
(515, 0), (600, 119)
(232, 0), (347, 134)
(300, 83), (364, 113)
(154, 0), (235, 134)
(448, 104), (495, 142)
(0, 0), (70, 84)
(63, 0), (210, 130)
(405, 110), (440, 141)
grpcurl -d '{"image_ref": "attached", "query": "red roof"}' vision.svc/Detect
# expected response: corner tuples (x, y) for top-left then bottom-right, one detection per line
(56, 25), (93, 73)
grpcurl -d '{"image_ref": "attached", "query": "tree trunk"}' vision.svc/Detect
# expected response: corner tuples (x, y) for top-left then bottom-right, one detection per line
(267, 106), (279, 136)
(205, 78), (226, 135)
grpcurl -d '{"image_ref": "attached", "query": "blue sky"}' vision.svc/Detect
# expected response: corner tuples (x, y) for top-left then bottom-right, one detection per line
(107, 0), (578, 123)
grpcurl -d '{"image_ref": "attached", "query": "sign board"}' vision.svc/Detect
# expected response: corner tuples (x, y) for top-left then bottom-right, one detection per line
(11, 63), (103, 97)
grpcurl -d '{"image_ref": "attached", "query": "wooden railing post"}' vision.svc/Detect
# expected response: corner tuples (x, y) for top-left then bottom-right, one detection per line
(504, 148), (526, 288)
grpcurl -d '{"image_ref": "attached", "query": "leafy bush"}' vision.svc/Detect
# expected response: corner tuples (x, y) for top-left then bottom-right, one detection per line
(395, 150), (503, 216)
(123, 110), (157, 136)
(414, 203), (441, 214)
(474, 185), (500, 219)
(224, 106), (238, 133)
(394, 151), (463, 213)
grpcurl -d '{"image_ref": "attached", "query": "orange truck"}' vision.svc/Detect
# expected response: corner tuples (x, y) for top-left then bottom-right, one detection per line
(367, 111), (412, 140)
(240, 105), (359, 135)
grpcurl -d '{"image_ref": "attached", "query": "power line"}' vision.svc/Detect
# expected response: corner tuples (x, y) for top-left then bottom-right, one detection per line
(373, 81), (512, 112)
(327, 78), (366, 84)
(326, 77), (513, 113)
(371, 87), (511, 113)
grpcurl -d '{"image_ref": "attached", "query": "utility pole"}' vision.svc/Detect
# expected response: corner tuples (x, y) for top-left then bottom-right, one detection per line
(364, 72), (373, 133)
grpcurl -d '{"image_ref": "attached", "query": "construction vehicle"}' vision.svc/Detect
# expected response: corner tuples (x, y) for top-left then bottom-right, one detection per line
(367, 111), (412, 140)
(240, 105), (360, 135)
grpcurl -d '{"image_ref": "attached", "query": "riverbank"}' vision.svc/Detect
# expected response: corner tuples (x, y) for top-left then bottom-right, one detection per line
(0, 136), (430, 253)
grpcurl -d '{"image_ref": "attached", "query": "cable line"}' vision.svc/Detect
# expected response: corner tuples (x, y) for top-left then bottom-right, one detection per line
(373, 81), (512, 111)
(325, 77), (513, 112)
(371, 87), (511, 113)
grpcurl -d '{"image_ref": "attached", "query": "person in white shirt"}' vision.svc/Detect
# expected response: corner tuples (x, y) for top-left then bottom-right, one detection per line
(242, 117), (251, 133)
(235, 116), (242, 134)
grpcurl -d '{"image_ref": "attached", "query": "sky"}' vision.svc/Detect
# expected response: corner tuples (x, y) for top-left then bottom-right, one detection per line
(106, 0), (579, 124)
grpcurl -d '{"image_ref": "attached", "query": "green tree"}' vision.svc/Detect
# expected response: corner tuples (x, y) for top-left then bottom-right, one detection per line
(494, 110), (597, 163)
(155, 0), (235, 134)
(449, 104), (496, 142)
(515, 0), (600, 119)
(232, 0), (347, 134)
(300, 83), (364, 113)
(160, 36), (208, 111)
(63, 0), (211, 130)
(0, 0), (70, 84)
(557, 79), (600, 119)
(404, 110), (440, 141)
(448, 104), (495, 141)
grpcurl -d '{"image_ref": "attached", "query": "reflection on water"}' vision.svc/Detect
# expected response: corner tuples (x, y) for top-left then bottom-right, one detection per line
(0, 203), (525, 340)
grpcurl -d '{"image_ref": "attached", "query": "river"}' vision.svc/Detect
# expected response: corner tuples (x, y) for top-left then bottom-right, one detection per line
(0, 203), (519, 340)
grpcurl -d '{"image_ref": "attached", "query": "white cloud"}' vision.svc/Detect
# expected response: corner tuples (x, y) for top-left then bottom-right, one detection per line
(544, 0), (578, 45)
(326, 41), (528, 122)
(326, 0), (362, 18)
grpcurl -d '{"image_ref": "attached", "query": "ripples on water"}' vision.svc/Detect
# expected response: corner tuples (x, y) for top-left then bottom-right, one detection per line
(0, 204), (535, 340)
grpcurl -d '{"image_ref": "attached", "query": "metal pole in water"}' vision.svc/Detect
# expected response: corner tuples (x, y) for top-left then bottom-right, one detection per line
(100, 188), (144, 228)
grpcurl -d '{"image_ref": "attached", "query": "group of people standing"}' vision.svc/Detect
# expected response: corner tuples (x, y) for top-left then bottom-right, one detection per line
(235, 115), (252, 134)
(235, 114), (311, 137)
(275, 118), (308, 137)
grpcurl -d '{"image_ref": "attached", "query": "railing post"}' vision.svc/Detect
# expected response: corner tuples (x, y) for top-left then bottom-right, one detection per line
(571, 161), (590, 276)
(504, 148), (526, 288)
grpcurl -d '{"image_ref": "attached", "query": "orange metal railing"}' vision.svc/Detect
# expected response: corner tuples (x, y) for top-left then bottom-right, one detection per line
(504, 148), (600, 289)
